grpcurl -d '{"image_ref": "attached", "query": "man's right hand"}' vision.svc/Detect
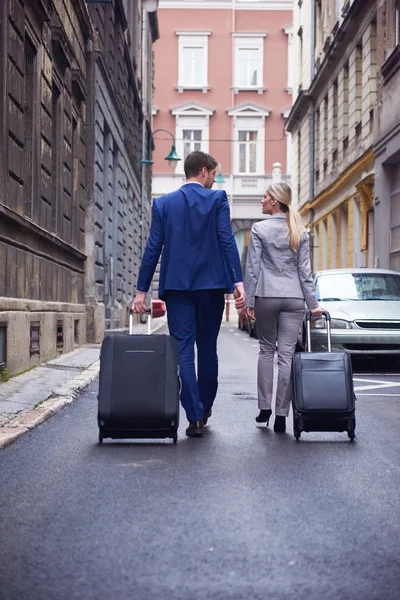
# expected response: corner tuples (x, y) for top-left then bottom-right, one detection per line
(233, 285), (246, 309)
(132, 291), (147, 314)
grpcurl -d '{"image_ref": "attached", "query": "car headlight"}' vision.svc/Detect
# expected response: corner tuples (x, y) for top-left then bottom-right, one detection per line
(311, 318), (351, 329)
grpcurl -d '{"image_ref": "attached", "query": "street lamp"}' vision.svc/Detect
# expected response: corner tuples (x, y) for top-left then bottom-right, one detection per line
(215, 165), (225, 189)
(142, 0), (159, 12)
(154, 129), (181, 169)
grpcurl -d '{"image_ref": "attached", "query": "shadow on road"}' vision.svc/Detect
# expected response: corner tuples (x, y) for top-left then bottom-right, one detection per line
(351, 356), (400, 374)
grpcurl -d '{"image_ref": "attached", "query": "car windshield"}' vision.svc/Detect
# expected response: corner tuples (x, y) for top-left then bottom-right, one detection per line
(315, 273), (400, 301)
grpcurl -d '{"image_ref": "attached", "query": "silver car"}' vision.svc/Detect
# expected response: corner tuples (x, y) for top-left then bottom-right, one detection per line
(300, 268), (400, 355)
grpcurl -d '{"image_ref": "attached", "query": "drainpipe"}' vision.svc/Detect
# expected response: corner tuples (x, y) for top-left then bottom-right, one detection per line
(308, 0), (317, 270)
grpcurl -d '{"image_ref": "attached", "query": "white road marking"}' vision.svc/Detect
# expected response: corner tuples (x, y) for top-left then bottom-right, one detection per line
(353, 377), (399, 384)
(356, 393), (400, 397)
(354, 381), (400, 392)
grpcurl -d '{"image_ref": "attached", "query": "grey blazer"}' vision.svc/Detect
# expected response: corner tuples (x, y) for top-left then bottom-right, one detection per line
(244, 214), (318, 309)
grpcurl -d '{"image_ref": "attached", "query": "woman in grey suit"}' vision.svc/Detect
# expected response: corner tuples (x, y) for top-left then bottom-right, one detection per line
(244, 183), (322, 433)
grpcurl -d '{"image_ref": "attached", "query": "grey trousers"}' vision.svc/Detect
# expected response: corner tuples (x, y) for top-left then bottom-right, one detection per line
(254, 297), (305, 416)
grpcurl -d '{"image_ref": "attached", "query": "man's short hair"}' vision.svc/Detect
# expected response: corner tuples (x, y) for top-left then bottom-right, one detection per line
(184, 151), (218, 179)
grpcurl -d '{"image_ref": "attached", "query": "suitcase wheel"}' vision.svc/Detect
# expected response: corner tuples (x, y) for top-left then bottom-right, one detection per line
(173, 433), (178, 445)
(294, 417), (302, 441)
(98, 432), (104, 444)
(347, 420), (356, 442)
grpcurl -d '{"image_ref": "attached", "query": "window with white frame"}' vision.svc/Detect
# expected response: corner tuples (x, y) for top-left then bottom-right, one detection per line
(228, 104), (269, 175)
(183, 129), (202, 160)
(177, 32), (210, 91)
(239, 131), (258, 173)
(172, 102), (214, 174)
(233, 34), (266, 93)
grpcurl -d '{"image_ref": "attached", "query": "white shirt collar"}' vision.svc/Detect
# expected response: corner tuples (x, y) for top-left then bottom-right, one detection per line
(181, 181), (203, 187)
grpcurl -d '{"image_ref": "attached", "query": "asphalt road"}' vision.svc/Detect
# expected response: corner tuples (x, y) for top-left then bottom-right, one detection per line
(0, 323), (399, 600)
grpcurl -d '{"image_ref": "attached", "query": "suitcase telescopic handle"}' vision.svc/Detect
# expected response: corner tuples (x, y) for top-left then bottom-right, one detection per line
(129, 308), (152, 335)
(305, 310), (331, 352)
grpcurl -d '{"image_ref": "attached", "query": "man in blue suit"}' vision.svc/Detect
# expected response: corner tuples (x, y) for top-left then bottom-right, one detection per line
(133, 151), (245, 437)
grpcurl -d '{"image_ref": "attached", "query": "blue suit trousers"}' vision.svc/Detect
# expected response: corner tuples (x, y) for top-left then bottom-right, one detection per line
(165, 290), (226, 422)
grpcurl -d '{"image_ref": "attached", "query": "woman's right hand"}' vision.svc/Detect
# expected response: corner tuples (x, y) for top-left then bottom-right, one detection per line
(310, 306), (324, 318)
(247, 307), (256, 320)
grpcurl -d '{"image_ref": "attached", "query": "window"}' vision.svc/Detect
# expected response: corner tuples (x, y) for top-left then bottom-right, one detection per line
(239, 131), (257, 174)
(343, 62), (349, 140)
(0, 325), (6, 368)
(355, 43), (362, 126)
(177, 33), (210, 91)
(239, 49), (259, 87)
(24, 38), (36, 219)
(172, 102), (214, 175)
(52, 84), (61, 234)
(333, 80), (338, 151)
(228, 103), (269, 175)
(234, 35), (266, 93)
(396, 5), (400, 46)
(57, 321), (63, 350)
(315, 107), (320, 167)
(284, 26), (293, 92)
(183, 130), (202, 161)
(30, 322), (40, 356)
(74, 320), (79, 346)
(323, 95), (329, 159)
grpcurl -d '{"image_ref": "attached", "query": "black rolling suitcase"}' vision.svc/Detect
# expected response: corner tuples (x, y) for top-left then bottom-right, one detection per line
(292, 311), (356, 441)
(98, 310), (180, 444)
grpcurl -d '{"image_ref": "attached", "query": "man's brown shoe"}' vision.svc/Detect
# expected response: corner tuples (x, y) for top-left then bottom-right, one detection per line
(185, 421), (204, 437)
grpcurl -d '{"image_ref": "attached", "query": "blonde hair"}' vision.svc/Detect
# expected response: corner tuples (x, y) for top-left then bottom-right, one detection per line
(267, 183), (305, 252)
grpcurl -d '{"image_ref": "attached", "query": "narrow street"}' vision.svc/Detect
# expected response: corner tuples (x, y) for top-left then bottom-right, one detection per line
(0, 324), (399, 600)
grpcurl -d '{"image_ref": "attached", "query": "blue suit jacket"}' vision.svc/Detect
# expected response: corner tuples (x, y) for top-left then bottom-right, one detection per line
(137, 183), (243, 299)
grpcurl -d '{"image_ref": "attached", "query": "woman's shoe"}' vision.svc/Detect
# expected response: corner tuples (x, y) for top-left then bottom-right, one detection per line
(255, 409), (272, 425)
(274, 416), (286, 433)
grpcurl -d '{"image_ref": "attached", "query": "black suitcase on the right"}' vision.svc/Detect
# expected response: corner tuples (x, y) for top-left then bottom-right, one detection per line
(292, 311), (356, 441)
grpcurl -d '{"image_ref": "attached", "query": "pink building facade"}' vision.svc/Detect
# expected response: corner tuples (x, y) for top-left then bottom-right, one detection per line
(151, 0), (293, 260)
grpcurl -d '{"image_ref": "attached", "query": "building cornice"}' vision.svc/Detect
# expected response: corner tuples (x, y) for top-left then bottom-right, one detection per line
(176, 31), (211, 36)
(299, 148), (374, 216)
(232, 32), (267, 37)
(285, 89), (310, 133)
(227, 102), (271, 117)
(159, 1), (292, 10)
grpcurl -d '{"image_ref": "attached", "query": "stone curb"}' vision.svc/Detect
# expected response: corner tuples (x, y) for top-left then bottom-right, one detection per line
(0, 317), (167, 450)
(0, 360), (100, 450)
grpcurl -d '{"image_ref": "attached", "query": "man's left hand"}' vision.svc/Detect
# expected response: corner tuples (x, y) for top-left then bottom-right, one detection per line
(132, 291), (147, 314)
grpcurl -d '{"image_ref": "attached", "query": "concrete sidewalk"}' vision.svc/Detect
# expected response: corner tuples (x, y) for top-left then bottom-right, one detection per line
(0, 316), (168, 450)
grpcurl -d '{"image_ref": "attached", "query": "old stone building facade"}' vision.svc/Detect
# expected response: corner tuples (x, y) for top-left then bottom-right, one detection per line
(374, 0), (400, 271)
(0, 0), (158, 376)
(287, 0), (377, 271)
(85, 1), (158, 336)
(0, 0), (92, 376)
